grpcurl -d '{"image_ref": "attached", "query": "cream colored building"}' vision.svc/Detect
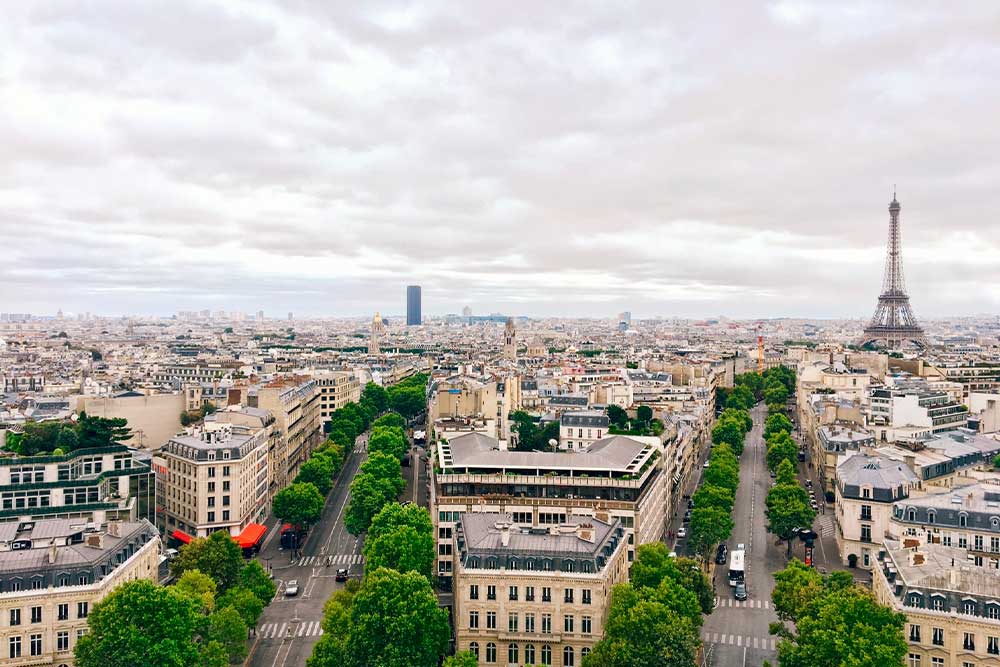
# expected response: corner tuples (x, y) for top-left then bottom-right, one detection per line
(205, 406), (281, 499)
(874, 539), (1000, 667)
(453, 513), (629, 667)
(77, 392), (185, 450)
(0, 518), (160, 667)
(307, 370), (361, 423)
(249, 375), (322, 487)
(160, 423), (269, 539)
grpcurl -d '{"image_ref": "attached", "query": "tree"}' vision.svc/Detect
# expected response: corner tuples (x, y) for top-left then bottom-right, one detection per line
(771, 559), (824, 622)
(443, 652), (479, 667)
(307, 580), (361, 667)
(273, 482), (325, 530)
(766, 483), (816, 557)
(775, 458), (797, 486)
(296, 457), (335, 496)
(238, 561), (276, 606)
(362, 382), (389, 414)
(711, 419), (744, 455)
(171, 531), (245, 592)
(606, 404), (629, 428)
(207, 605), (248, 663)
(994, 453), (1000, 469)
(173, 569), (217, 612)
(583, 584), (699, 667)
(727, 384), (755, 410)
(76, 412), (132, 449)
(629, 544), (713, 615)
(217, 586), (264, 629)
(363, 503), (435, 580)
(688, 506), (734, 563)
(764, 382), (789, 408)
(765, 413), (793, 440)
(346, 474), (400, 535)
(767, 432), (798, 473)
(388, 386), (425, 419)
(771, 577), (907, 667)
(347, 568), (450, 667)
(702, 460), (739, 492)
(74, 580), (201, 667)
(369, 426), (408, 461)
(359, 451), (405, 495)
(721, 407), (753, 434)
(372, 412), (406, 430)
(692, 484), (735, 514)
(636, 405), (653, 424)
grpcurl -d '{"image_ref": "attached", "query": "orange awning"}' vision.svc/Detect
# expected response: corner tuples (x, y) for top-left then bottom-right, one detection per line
(171, 530), (193, 544)
(236, 523), (267, 548)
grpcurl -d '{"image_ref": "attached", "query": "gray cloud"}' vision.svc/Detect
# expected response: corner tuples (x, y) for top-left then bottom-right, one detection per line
(2, 1), (1000, 319)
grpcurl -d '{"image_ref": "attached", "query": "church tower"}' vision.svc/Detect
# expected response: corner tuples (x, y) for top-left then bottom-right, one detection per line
(369, 312), (384, 355)
(503, 318), (517, 360)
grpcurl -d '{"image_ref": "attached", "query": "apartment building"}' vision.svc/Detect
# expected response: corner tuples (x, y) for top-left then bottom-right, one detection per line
(452, 513), (628, 667)
(0, 518), (160, 666)
(249, 375), (322, 487)
(431, 433), (667, 581)
(160, 424), (269, 540)
(558, 411), (609, 451)
(868, 383), (970, 442)
(815, 423), (875, 493)
(0, 447), (153, 526)
(874, 539), (1000, 667)
(204, 406), (280, 498)
(834, 454), (918, 569)
(874, 431), (1000, 490)
(308, 370), (361, 422)
(151, 362), (241, 385)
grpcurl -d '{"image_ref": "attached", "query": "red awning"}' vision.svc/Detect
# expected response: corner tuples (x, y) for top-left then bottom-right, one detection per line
(171, 530), (193, 544)
(236, 523), (267, 548)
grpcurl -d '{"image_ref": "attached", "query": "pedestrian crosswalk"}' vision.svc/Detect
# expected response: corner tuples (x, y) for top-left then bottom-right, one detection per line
(258, 621), (324, 639)
(296, 554), (364, 566)
(713, 597), (770, 609)
(353, 445), (366, 453)
(815, 514), (835, 538)
(701, 631), (776, 651)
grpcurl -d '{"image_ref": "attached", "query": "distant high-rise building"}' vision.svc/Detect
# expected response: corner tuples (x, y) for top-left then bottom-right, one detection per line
(462, 305), (472, 318)
(406, 285), (422, 326)
(257, 310), (265, 322)
(369, 312), (384, 355)
(288, 312), (293, 321)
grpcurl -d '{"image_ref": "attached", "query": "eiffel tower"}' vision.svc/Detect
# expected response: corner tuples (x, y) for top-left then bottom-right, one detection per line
(859, 192), (926, 348)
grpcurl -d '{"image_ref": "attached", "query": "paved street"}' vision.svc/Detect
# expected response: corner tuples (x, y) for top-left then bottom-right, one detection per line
(700, 404), (782, 667)
(247, 435), (370, 667)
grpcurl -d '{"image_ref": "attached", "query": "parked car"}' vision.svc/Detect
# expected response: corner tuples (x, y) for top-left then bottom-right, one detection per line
(683, 510), (692, 523)
(810, 500), (819, 510)
(677, 527), (687, 539)
(736, 543), (745, 551)
(285, 580), (299, 597)
(715, 544), (728, 564)
(703, 461), (710, 469)
(687, 499), (695, 510)
(335, 568), (349, 582)
(735, 582), (748, 601)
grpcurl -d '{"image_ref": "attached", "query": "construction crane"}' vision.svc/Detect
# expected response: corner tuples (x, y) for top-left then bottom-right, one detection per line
(756, 323), (764, 373)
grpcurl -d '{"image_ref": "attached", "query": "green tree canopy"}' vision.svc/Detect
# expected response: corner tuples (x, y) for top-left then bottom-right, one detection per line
(347, 568), (450, 667)
(726, 384), (755, 410)
(606, 404), (629, 428)
(388, 386), (425, 419)
(443, 651), (479, 667)
(765, 412), (793, 440)
(766, 483), (815, 557)
(362, 382), (389, 414)
(207, 605), (248, 663)
(364, 525), (434, 581)
(372, 411), (406, 430)
(74, 580), (201, 667)
(369, 426), (408, 461)
(217, 586), (264, 629)
(173, 569), (217, 613)
(636, 405), (653, 424)
(692, 484), (736, 515)
(77, 412), (133, 449)
(721, 407), (753, 434)
(775, 458), (797, 486)
(629, 543), (714, 615)
(273, 482), (326, 530)
(702, 460), (739, 492)
(688, 505), (735, 563)
(345, 473), (400, 535)
(307, 581), (361, 667)
(766, 432), (799, 473)
(296, 456), (335, 496)
(171, 531), (245, 592)
(711, 419), (745, 455)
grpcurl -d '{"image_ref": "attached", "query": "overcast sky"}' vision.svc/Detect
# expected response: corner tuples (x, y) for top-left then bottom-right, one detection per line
(3, 2), (999, 320)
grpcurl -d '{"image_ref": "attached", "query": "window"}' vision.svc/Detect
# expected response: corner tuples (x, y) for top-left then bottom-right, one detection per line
(208, 497), (216, 507)
(992, 537), (1000, 553)
(487, 585), (496, 600)
(582, 589), (592, 604)
(469, 611), (479, 629)
(469, 642), (479, 658)
(582, 616), (592, 635)
(960, 536), (969, 549)
(908, 656), (920, 667)
(10, 608), (20, 626)
(470, 584), (479, 600)
(964, 632), (975, 651)
(909, 625), (921, 642)
(932, 627), (944, 646)
(222, 466), (231, 476)
(565, 588), (574, 603)
(508, 643), (519, 664)
(525, 613), (535, 633)
(486, 612), (496, 630)
(927, 511), (935, 524)
(208, 511), (216, 522)
(989, 636), (1000, 655)
(964, 600), (977, 615)
(541, 645), (551, 665)
(10, 636), (21, 659)
(57, 631), (69, 652)
(508, 613), (518, 632)
(222, 510), (230, 521)
(960, 514), (968, 527)
(542, 587), (551, 602)
(208, 466), (216, 478)
(58, 604), (69, 621)
(975, 535), (984, 551)
(563, 646), (575, 666)
(525, 585), (535, 601)
(564, 615), (574, 633)
(861, 504), (872, 521)
(222, 495), (230, 506)
(509, 586), (518, 601)
(542, 614), (552, 634)
(932, 659), (944, 667)
(524, 644), (535, 664)
(30, 634), (41, 657)
(582, 647), (591, 660)
(861, 524), (872, 542)
(30, 606), (41, 623)
(485, 642), (496, 664)
(439, 527), (452, 539)
(78, 602), (89, 619)
(931, 597), (944, 612)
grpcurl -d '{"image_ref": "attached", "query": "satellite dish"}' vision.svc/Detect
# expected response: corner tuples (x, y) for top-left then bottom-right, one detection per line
(548, 439), (558, 449)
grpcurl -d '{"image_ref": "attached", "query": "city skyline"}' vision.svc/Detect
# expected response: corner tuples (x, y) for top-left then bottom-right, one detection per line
(3, 4), (1000, 318)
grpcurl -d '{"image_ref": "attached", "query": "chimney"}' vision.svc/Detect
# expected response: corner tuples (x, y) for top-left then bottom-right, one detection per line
(85, 533), (104, 549)
(500, 523), (511, 547)
(903, 455), (916, 471)
(107, 521), (121, 538)
(48, 541), (58, 564)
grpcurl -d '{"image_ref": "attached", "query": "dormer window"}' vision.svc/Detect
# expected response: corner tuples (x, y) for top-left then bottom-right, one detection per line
(927, 511), (936, 525)
(959, 514), (968, 528)
(907, 509), (916, 522)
